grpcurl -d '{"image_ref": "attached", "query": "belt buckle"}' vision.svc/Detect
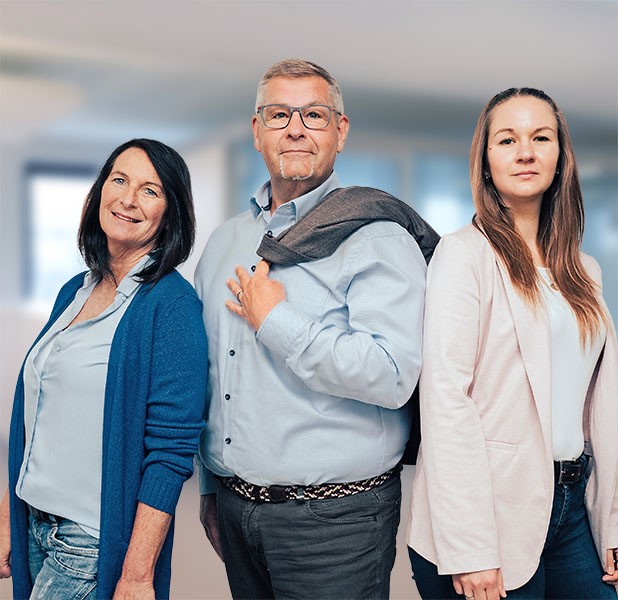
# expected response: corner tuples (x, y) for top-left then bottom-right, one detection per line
(558, 460), (583, 485)
(266, 485), (288, 503)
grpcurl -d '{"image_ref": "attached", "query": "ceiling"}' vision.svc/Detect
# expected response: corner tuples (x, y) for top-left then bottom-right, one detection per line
(1, 0), (617, 149)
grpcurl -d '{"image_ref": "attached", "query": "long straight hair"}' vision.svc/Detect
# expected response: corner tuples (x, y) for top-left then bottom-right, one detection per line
(470, 88), (605, 345)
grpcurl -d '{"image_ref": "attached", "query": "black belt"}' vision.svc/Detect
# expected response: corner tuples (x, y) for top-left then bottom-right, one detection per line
(554, 454), (588, 485)
(219, 466), (399, 503)
(28, 505), (61, 523)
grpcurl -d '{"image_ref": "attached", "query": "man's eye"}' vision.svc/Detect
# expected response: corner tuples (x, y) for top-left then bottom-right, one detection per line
(271, 111), (289, 120)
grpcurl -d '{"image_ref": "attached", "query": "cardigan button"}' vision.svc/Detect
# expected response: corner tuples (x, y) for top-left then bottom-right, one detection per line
(229, 349), (235, 357)
(224, 394), (231, 401)
(224, 437), (231, 445)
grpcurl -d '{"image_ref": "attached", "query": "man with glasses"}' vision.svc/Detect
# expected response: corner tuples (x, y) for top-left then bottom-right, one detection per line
(194, 59), (426, 598)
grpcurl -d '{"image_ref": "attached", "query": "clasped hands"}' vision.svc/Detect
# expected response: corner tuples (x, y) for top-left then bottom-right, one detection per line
(226, 260), (286, 331)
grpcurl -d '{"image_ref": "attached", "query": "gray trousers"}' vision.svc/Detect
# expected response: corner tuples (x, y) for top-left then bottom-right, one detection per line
(217, 472), (402, 599)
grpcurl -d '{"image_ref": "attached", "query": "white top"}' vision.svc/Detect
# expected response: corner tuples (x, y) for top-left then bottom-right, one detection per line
(538, 268), (606, 460)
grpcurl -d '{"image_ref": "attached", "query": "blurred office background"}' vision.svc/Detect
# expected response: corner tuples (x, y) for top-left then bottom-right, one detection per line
(1, 1), (616, 598)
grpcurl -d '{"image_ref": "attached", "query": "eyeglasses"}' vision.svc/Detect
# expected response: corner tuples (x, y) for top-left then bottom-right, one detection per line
(257, 104), (341, 130)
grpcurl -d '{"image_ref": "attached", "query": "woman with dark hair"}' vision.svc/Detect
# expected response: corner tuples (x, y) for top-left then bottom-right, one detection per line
(0, 139), (208, 599)
(407, 89), (618, 599)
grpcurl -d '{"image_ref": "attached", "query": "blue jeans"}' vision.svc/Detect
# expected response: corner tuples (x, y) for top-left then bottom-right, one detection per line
(217, 472), (401, 599)
(28, 511), (99, 600)
(409, 475), (618, 599)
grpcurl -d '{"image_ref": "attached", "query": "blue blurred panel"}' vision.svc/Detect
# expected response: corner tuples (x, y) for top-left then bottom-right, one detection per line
(412, 154), (474, 235)
(581, 175), (618, 323)
(334, 153), (403, 198)
(229, 138), (269, 216)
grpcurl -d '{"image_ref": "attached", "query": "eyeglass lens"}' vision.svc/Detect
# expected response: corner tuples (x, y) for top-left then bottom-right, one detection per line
(260, 105), (334, 129)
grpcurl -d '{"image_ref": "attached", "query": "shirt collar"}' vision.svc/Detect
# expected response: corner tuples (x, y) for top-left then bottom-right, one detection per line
(116, 254), (153, 298)
(249, 171), (341, 222)
(82, 253), (152, 299)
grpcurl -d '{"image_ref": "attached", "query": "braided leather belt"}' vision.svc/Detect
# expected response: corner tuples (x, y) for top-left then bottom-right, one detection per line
(220, 467), (398, 503)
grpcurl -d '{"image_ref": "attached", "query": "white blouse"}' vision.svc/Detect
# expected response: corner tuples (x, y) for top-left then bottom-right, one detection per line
(538, 268), (606, 461)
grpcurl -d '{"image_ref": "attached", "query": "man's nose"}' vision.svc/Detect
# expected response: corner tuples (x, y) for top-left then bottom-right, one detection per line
(286, 109), (306, 136)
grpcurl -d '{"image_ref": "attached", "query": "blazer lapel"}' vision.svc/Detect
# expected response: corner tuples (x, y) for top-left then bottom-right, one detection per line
(496, 260), (553, 446)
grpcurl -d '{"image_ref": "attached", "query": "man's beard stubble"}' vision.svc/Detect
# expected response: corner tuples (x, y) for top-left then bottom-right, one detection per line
(279, 155), (315, 182)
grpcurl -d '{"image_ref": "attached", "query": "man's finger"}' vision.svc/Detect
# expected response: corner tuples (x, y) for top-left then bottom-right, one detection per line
(225, 300), (243, 316)
(254, 260), (270, 276)
(235, 265), (251, 286)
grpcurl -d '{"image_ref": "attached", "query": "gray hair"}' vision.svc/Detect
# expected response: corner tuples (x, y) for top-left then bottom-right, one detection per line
(255, 58), (344, 114)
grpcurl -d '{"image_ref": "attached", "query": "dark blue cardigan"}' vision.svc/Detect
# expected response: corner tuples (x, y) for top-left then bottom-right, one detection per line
(8, 270), (208, 599)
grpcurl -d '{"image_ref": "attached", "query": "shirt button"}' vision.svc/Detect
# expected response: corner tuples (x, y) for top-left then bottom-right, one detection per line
(251, 265), (256, 272)
(266, 230), (273, 237)
(229, 349), (235, 357)
(224, 437), (231, 445)
(224, 394), (231, 401)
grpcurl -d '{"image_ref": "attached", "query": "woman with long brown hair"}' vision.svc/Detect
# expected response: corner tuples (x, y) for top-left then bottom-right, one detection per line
(406, 88), (618, 599)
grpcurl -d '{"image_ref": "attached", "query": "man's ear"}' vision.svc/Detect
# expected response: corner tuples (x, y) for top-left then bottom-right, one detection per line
(336, 115), (350, 153)
(252, 115), (262, 153)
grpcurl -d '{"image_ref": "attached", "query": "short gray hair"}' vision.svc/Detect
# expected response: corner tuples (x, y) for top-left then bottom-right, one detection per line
(255, 59), (344, 115)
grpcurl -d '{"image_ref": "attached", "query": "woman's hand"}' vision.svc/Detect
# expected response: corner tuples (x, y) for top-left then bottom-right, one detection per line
(602, 548), (618, 584)
(0, 490), (11, 579)
(112, 502), (171, 599)
(452, 569), (507, 600)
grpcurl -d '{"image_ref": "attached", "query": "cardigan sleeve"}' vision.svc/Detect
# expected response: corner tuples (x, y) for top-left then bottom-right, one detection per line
(137, 292), (208, 514)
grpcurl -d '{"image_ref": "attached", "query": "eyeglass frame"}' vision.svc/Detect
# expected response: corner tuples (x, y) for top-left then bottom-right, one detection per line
(256, 103), (342, 130)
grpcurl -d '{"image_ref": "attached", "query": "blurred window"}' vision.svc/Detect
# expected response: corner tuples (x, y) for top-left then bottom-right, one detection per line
(25, 165), (95, 302)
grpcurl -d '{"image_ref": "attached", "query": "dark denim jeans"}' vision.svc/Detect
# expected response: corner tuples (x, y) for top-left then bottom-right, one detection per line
(217, 472), (401, 599)
(409, 475), (618, 599)
(28, 511), (99, 600)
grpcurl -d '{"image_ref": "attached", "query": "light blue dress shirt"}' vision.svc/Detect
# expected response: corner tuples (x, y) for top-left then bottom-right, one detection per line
(195, 172), (426, 494)
(16, 257), (148, 537)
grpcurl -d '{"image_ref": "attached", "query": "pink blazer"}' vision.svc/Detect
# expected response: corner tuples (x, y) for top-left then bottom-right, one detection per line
(406, 224), (618, 590)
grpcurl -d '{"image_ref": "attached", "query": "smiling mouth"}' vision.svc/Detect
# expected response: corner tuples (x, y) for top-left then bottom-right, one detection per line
(112, 211), (141, 223)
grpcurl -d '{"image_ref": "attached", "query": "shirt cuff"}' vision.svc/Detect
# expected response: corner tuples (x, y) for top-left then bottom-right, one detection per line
(256, 301), (311, 357)
(196, 459), (221, 495)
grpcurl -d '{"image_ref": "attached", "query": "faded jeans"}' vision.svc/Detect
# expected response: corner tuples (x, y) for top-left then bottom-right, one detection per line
(28, 510), (99, 600)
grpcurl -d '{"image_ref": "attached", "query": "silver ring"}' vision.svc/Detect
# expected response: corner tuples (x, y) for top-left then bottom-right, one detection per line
(236, 289), (243, 303)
